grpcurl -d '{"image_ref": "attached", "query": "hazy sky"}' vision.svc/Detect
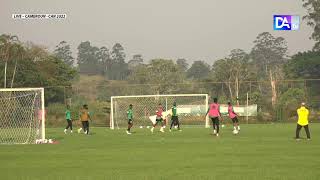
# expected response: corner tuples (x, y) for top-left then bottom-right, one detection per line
(0, 0), (315, 64)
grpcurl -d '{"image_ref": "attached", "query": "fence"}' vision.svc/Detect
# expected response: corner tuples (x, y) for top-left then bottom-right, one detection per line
(41, 78), (320, 127)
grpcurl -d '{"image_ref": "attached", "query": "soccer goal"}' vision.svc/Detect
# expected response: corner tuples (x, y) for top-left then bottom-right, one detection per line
(110, 94), (209, 129)
(0, 88), (45, 144)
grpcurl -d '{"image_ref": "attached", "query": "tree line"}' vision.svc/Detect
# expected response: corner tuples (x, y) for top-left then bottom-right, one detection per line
(0, 0), (319, 118)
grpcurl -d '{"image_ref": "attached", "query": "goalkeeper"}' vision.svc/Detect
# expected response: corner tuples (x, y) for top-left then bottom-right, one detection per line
(169, 102), (181, 132)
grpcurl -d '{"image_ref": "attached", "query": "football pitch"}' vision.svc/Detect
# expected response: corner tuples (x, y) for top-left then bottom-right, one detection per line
(1, 124), (320, 180)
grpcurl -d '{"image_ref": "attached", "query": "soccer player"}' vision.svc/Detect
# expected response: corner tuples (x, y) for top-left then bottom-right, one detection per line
(77, 104), (91, 135)
(151, 103), (165, 133)
(64, 105), (73, 134)
(206, 97), (222, 136)
(126, 104), (133, 134)
(227, 102), (240, 132)
(296, 102), (311, 140)
(170, 102), (181, 132)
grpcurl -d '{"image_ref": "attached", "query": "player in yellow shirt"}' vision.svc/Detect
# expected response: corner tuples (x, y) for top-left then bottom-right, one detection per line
(77, 104), (91, 135)
(296, 102), (311, 140)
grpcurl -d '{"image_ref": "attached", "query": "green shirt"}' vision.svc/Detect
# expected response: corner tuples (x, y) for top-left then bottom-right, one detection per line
(127, 109), (133, 120)
(172, 106), (177, 117)
(65, 110), (71, 120)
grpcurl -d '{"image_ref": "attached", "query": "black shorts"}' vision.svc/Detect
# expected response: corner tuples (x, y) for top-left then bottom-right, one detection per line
(171, 116), (179, 123)
(128, 119), (133, 125)
(156, 118), (163, 122)
(231, 117), (239, 123)
(210, 117), (219, 125)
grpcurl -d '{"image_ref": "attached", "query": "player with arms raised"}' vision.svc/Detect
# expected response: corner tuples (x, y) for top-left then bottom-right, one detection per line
(126, 104), (133, 134)
(206, 97), (222, 136)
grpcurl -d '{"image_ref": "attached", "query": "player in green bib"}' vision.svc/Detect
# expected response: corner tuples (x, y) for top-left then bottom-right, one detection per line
(170, 102), (181, 131)
(64, 105), (73, 134)
(126, 104), (133, 134)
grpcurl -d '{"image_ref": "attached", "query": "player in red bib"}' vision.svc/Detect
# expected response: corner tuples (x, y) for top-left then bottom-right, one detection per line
(151, 103), (165, 133)
(228, 102), (240, 132)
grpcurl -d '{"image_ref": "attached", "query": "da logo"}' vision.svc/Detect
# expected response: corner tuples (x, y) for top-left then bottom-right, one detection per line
(273, 15), (299, 30)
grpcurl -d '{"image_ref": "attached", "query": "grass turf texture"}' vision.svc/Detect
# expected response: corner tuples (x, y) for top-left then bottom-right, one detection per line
(1, 124), (320, 180)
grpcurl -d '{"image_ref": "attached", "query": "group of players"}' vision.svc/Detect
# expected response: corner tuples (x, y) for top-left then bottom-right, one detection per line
(64, 104), (92, 135)
(63, 97), (311, 140)
(126, 97), (240, 136)
(63, 97), (240, 136)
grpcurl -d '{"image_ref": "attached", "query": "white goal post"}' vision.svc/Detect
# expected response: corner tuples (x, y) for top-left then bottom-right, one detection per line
(110, 94), (209, 129)
(0, 88), (45, 144)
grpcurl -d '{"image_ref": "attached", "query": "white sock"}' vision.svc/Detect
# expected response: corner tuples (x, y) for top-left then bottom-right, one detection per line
(238, 126), (240, 130)
(233, 126), (236, 130)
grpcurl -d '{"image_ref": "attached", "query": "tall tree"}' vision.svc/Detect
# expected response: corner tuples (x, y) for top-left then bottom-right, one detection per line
(211, 49), (254, 103)
(187, 61), (210, 80)
(0, 41), (77, 102)
(176, 58), (189, 72)
(128, 54), (143, 70)
(251, 32), (288, 106)
(96, 46), (110, 74)
(109, 43), (128, 80)
(0, 34), (20, 88)
(284, 50), (320, 79)
(130, 59), (184, 94)
(77, 41), (100, 74)
(53, 41), (74, 66)
(303, 0), (320, 50)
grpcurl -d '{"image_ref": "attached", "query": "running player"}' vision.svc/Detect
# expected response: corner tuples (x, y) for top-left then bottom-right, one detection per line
(228, 102), (240, 132)
(64, 105), (73, 134)
(170, 102), (181, 132)
(151, 103), (165, 133)
(206, 97), (222, 136)
(126, 104), (133, 134)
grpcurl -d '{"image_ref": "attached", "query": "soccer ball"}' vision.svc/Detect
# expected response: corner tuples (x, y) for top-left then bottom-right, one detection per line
(232, 129), (239, 135)
(146, 126), (150, 129)
(221, 124), (225, 128)
(48, 139), (53, 144)
(139, 126), (143, 129)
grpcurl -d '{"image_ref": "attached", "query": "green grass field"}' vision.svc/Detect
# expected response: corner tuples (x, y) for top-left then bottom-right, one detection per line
(1, 124), (320, 180)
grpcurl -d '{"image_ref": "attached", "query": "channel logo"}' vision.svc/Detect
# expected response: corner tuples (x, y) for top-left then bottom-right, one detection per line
(273, 15), (299, 31)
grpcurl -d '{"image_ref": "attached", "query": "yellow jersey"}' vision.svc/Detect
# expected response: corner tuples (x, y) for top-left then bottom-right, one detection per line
(80, 109), (90, 122)
(297, 106), (309, 126)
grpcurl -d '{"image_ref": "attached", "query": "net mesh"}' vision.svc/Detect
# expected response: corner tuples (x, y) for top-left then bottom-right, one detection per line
(111, 95), (208, 128)
(0, 89), (43, 144)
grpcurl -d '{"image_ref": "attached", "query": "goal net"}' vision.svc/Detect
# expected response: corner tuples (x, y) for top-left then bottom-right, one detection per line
(110, 94), (209, 129)
(0, 88), (45, 144)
